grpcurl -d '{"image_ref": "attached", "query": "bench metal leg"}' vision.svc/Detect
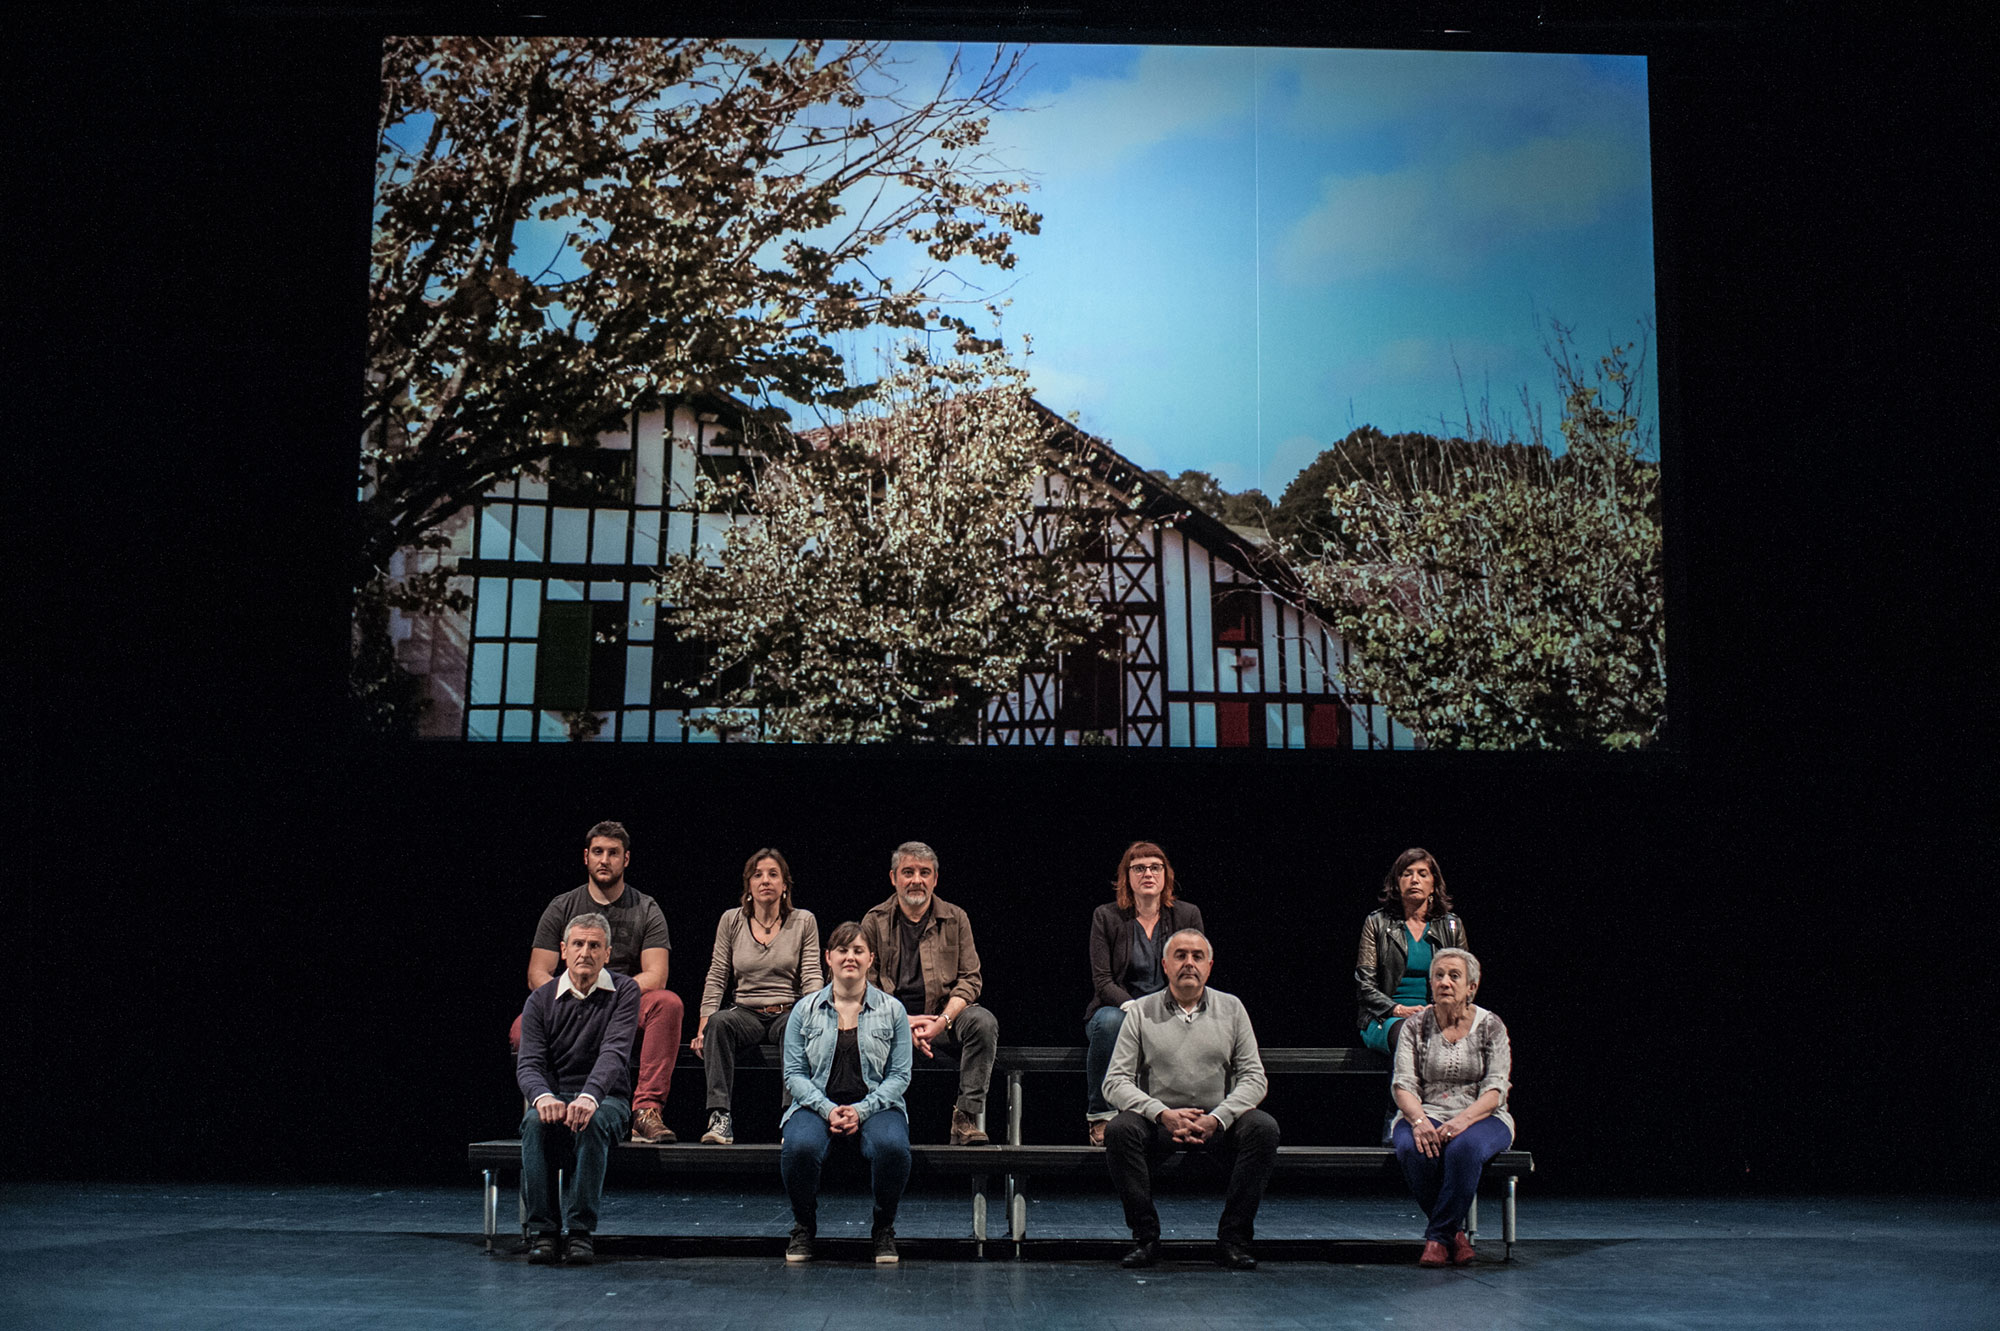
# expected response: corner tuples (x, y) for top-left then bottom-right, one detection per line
(1009, 1176), (1027, 1254)
(482, 1170), (499, 1254)
(1467, 1194), (1478, 1240)
(1007, 1070), (1024, 1146)
(1503, 1175), (1517, 1261)
(972, 1174), (989, 1255)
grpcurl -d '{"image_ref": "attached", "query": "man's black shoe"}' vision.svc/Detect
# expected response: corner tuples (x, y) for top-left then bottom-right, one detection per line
(565, 1233), (595, 1265)
(1120, 1239), (1161, 1269)
(526, 1233), (561, 1265)
(1215, 1241), (1257, 1270)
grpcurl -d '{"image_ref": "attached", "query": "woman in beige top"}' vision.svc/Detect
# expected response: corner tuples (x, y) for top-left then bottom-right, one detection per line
(692, 848), (823, 1145)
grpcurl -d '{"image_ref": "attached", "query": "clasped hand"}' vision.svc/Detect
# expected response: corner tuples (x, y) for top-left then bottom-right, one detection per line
(909, 1013), (947, 1057)
(1157, 1107), (1220, 1144)
(828, 1104), (861, 1136)
(537, 1096), (597, 1131)
(1408, 1115), (1465, 1158)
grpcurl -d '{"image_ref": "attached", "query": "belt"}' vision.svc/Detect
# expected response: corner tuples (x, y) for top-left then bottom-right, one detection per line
(747, 1003), (792, 1015)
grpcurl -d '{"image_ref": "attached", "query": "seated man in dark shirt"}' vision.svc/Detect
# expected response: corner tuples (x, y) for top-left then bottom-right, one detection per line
(512, 820), (685, 1143)
(516, 912), (638, 1266)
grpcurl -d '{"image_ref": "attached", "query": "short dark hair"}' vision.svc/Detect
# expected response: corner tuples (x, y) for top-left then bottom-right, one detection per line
(824, 920), (870, 955)
(1114, 841), (1178, 911)
(1378, 847), (1453, 919)
(740, 847), (795, 922)
(586, 821), (630, 850)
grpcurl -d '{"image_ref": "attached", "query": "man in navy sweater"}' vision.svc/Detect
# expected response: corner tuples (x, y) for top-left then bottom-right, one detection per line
(517, 912), (639, 1265)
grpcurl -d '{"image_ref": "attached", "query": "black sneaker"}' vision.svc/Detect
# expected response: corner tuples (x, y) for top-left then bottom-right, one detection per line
(526, 1233), (560, 1265)
(785, 1225), (815, 1264)
(701, 1110), (734, 1145)
(565, 1233), (595, 1265)
(872, 1227), (899, 1264)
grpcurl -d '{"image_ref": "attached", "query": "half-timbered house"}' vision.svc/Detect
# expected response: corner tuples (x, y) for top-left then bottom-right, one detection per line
(382, 394), (1419, 747)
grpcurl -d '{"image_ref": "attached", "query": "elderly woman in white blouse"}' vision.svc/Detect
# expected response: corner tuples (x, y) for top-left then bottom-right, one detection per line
(1390, 946), (1514, 1268)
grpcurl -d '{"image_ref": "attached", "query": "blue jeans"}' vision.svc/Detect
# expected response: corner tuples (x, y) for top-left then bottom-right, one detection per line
(1392, 1115), (1511, 1242)
(520, 1095), (630, 1236)
(1084, 1006), (1128, 1118)
(779, 1108), (911, 1235)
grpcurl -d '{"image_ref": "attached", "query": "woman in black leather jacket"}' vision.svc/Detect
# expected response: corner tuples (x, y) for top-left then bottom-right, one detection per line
(1355, 848), (1467, 1054)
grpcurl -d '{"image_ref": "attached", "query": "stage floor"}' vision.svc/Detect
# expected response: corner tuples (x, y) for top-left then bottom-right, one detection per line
(3, 1183), (1991, 1329)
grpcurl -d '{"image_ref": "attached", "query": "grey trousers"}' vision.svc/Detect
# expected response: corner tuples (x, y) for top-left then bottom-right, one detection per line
(916, 1002), (998, 1116)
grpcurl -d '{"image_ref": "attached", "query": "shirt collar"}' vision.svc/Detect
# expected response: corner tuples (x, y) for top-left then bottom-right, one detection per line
(557, 969), (616, 1000)
(1172, 989), (1210, 1020)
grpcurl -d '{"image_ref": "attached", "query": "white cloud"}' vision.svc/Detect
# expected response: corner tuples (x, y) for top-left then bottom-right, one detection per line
(1265, 49), (1647, 147)
(1022, 361), (1103, 417)
(993, 45), (1254, 176)
(1276, 133), (1637, 285)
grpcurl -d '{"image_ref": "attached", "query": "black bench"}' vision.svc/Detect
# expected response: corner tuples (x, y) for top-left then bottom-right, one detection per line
(469, 1140), (1532, 1258)
(474, 1044), (1531, 1258)
(690, 1043), (1391, 1146)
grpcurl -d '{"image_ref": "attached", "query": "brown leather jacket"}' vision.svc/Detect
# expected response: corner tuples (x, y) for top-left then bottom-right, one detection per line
(1355, 907), (1468, 1028)
(861, 893), (984, 1016)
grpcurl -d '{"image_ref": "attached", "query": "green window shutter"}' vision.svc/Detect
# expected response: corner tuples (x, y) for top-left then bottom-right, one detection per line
(536, 602), (592, 710)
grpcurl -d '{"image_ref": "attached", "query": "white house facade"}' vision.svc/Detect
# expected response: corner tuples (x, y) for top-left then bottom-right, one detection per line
(382, 395), (1419, 748)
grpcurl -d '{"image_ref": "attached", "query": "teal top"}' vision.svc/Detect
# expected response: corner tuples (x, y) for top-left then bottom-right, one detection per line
(1393, 932), (1433, 1006)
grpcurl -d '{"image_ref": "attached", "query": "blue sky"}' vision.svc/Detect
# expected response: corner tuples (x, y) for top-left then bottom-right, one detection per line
(894, 43), (1657, 495)
(478, 41), (1657, 497)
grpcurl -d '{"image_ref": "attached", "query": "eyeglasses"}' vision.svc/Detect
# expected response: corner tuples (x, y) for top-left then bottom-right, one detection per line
(1129, 862), (1166, 876)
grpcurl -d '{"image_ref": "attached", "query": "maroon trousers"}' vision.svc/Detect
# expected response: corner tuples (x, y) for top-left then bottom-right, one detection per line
(511, 987), (684, 1112)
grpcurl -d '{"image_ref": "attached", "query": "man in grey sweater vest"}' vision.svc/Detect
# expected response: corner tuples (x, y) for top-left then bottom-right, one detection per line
(1101, 928), (1279, 1270)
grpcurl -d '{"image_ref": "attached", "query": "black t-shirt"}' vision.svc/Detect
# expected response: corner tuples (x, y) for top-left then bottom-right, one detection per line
(893, 911), (928, 1015)
(531, 883), (671, 978)
(825, 1027), (868, 1107)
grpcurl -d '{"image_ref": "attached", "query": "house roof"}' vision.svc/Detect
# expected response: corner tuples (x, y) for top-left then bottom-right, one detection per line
(688, 386), (1326, 614)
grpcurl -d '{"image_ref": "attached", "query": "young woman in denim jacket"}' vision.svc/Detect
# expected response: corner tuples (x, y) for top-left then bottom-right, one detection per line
(779, 920), (913, 1264)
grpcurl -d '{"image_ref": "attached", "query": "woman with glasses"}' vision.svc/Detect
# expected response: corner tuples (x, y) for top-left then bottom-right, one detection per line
(1082, 841), (1206, 1145)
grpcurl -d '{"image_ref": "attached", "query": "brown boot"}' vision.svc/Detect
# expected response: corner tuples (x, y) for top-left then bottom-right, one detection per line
(630, 1106), (676, 1143)
(950, 1107), (989, 1145)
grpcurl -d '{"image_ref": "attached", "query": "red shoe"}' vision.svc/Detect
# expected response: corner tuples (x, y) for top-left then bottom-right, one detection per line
(1419, 1240), (1450, 1268)
(1451, 1232), (1476, 1266)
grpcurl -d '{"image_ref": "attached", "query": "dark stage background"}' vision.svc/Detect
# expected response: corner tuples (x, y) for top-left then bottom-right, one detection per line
(13, 5), (1987, 1196)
